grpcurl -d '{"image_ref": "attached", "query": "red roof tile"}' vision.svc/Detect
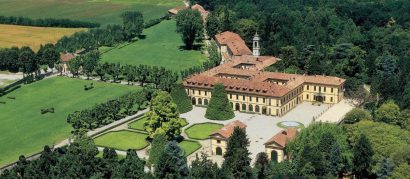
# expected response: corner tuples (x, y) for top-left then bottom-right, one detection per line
(264, 128), (298, 147)
(215, 31), (252, 56)
(210, 120), (247, 139)
(60, 53), (75, 62)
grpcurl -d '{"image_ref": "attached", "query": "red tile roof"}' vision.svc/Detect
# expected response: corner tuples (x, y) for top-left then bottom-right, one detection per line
(215, 31), (252, 56)
(191, 4), (209, 18)
(168, 6), (187, 15)
(264, 128), (298, 148)
(60, 53), (75, 62)
(210, 120), (247, 139)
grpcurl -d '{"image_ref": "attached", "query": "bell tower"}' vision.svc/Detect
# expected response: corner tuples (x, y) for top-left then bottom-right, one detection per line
(253, 32), (260, 56)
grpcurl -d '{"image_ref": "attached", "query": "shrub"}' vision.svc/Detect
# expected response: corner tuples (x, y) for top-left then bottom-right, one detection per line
(205, 83), (234, 120)
(343, 108), (372, 124)
(170, 84), (192, 113)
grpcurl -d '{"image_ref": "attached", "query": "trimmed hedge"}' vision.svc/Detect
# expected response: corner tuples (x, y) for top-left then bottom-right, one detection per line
(205, 83), (234, 120)
(170, 84), (192, 113)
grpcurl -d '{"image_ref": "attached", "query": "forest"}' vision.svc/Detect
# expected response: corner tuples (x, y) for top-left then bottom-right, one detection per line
(194, 0), (410, 110)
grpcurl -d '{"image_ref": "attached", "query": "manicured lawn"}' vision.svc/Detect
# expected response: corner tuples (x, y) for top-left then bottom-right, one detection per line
(100, 20), (207, 71)
(0, 24), (84, 51)
(129, 117), (188, 131)
(0, 0), (183, 26)
(96, 151), (126, 160)
(178, 140), (201, 156)
(94, 130), (149, 151)
(185, 123), (224, 140)
(128, 117), (148, 131)
(0, 77), (139, 166)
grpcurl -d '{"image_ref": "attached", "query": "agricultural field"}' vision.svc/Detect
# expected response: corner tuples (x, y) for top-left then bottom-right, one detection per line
(185, 123), (224, 140)
(94, 130), (149, 151)
(100, 20), (207, 71)
(0, 77), (138, 166)
(0, 0), (184, 26)
(0, 24), (84, 51)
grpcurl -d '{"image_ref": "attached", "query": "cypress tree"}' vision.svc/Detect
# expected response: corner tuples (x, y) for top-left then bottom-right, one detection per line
(205, 83), (234, 120)
(254, 152), (271, 179)
(170, 83), (193, 113)
(353, 134), (374, 178)
(154, 141), (189, 178)
(223, 127), (252, 178)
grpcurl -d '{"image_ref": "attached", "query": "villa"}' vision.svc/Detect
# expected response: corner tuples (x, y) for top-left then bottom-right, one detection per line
(183, 31), (346, 116)
(264, 128), (298, 163)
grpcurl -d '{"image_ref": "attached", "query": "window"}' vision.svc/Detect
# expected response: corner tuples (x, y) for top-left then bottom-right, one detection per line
(249, 96), (252, 102)
(331, 88), (334, 93)
(331, 97), (333, 102)
(217, 140), (221, 144)
(199, 90), (201, 95)
(314, 86), (316, 91)
(319, 86), (321, 92)
(307, 85), (310, 90)
(324, 96), (326, 101)
(242, 104), (246, 111)
(205, 91), (207, 96)
(306, 94), (309, 99)
(230, 94), (232, 99)
(236, 95), (238, 100)
(263, 98), (265, 103)
(192, 89), (195, 94)
(324, 87), (326, 92)
(255, 105), (260, 112)
(256, 97), (259, 103)
(243, 95), (245, 101)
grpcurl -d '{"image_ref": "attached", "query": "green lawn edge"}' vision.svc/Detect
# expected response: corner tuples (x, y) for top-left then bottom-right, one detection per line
(94, 130), (149, 151)
(184, 122), (224, 140)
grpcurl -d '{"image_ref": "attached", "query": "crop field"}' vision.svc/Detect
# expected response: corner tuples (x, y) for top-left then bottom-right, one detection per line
(0, 24), (84, 51)
(100, 20), (207, 71)
(0, 77), (138, 166)
(0, 0), (184, 26)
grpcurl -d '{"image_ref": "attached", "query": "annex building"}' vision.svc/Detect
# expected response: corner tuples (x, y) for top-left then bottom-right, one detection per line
(183, 31), (346, 116)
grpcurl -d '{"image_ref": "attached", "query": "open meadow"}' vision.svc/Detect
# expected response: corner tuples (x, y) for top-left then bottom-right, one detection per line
(0, 0), (184, 26)
(0, 77), (139, 166)
(100, 20), (207, 71)
(0, 24), (84, 51)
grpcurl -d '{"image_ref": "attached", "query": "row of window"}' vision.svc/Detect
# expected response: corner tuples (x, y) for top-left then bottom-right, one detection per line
(229, 94), (266, 103)
(305, 85), (335, 93)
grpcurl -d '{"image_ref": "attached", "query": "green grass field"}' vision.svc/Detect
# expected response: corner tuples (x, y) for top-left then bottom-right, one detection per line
(128, 117), (188, 131)
(100, 20), (207, 71)
(94, 130), (149, 151)
(0, 0), (183, 26)
(178, 140), (201, 156)
(185, 123), (224, 140)
(0, 77), (138, 166)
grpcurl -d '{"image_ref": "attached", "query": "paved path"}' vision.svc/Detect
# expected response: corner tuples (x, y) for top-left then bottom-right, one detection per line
(316, 99), (354, 123)
(181, 102), (332, 164)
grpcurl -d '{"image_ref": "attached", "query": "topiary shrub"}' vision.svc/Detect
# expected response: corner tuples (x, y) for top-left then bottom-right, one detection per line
(41, 107), (55, 114)
(205, 83), (234, 120)
(170, 83), (192, 113)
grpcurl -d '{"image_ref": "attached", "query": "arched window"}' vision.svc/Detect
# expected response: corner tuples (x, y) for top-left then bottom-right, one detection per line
(216, 147), (223, 156)
(235, 103), (240, 111)
(204, 99), (208, 105)
(248, 105), (253, 112)
(191, 97), (196, 105)
(255, 105), (260, 113)
(198, 98), (202, 105)
(242, 104), (246, 111)
(271, 150), (278, 163)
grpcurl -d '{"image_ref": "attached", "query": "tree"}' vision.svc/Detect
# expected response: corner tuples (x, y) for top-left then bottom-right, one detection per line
(68, 56), (82, 77)
(154, 141), (189, 178)
(148, 134), (167, 166)
(170, 83), (193, 113)
(254, 152), (270, 179)
(114, 149), (146, 178)
(223, 127), (252, 178)
(205, 12), (220, 38)
(38, 43), (60, 72)
(375, 157), (394, 179)
(82, 50), (100, 79)
(176, 9), (204, 49)
(19, 46), (38, 77)
(374, 100), (401, 125)
(121, 11), (144, 41)
(234, 18), (258, 46)
(343, 108), (372, 124)
(189, 153), (218, 179)
(390, 163), (410, 179)
(353, 134), (374, 178)
(205, 83), (234, 120)
(144, 91), (183, 140)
